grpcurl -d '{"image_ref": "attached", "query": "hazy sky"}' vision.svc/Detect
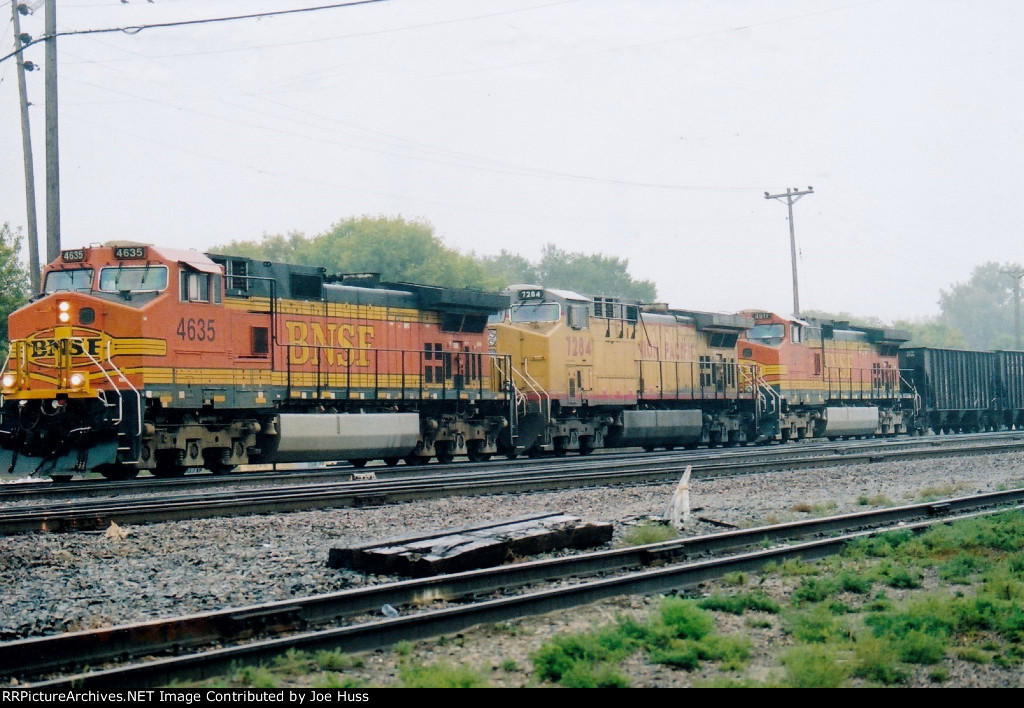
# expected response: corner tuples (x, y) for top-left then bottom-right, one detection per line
(2, 0), (1022, 322)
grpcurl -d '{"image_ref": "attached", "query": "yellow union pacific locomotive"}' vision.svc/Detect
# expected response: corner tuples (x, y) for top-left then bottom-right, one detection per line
(0, 243), (513, 479)
(487, 285), (761, 454)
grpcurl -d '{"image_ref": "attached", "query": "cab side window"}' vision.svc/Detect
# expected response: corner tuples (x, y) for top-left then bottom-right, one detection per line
(180, 270), (222, 304)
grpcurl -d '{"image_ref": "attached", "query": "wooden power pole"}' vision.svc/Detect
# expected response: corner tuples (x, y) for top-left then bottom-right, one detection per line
(764, 186), (814, 317)
(44, 0), (60, 261)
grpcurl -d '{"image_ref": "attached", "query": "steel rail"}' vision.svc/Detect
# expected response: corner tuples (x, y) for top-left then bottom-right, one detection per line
(5, 489), (1024, 685)
(2, 431), (1022, 504)
(3, 438), (1024, 536)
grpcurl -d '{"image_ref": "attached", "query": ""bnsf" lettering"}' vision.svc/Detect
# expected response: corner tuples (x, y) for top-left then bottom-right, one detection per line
(30, 338), (103, 359)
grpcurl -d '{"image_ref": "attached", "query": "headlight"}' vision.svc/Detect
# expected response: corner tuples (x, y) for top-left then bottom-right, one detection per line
(1, 373), (15, 390)
(68, 372), (86, 389)
(58, 300), (71, 323)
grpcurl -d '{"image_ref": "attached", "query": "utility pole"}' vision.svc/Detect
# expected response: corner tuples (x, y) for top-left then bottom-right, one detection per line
(1003, 269), (1024, 350)
(44, 0), (60, 261)
(764, 186), (814, 317)
(11, 0), (41, 291)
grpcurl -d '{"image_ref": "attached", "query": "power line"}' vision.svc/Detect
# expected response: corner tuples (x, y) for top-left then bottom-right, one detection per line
(1, 0), (390, 65)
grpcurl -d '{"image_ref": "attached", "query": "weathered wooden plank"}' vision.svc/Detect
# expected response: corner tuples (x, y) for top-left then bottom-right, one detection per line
(328, 512), (613, 577)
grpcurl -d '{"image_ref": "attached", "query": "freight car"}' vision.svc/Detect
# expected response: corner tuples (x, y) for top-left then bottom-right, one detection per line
(899, 347), (1024, 433)
(737, 312), (918, 440)
(487, 285), (761, 454)
(0, 243), (514, 479)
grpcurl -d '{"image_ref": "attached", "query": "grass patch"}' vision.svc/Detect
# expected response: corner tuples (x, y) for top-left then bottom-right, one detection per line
(698, 592), (780, 615)
(619, 522), (679, 547)
(851, 634), (908, 685)
(918, 482), (964, 502)
(397, 661), (490, 688)
(781, 645), (849, 687)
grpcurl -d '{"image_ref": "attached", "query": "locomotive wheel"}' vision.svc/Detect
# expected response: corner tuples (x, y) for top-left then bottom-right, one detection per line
(383, 457), (401, 467)
(404, 454), (426, 466)
(578, 436), (595, 455)
(349, 459), (368, 468)
(435, 442), (455, 465)
(466, 440), (491, 463)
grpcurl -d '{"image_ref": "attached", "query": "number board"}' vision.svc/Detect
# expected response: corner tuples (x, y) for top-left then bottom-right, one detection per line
(517, 289), (544, 300)
(751, 312), (774, 320)
(113, 246), (147, 260)
(61, 249), (85, 263)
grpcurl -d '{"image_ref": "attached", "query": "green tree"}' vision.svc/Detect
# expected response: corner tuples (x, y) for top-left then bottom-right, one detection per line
(213, 216), (496, 290)
(534, 244), (657, 301)
(477, 249), (539, 286)
(938, 262), (1020, 350)
(0, 223), (31, 350)
(213, 219), (659, 301)
(891, 318), (969, 349)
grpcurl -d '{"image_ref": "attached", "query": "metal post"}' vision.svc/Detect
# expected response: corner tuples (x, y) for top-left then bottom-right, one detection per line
(764, 187), (814, 317)
(11, 1), (40, 291)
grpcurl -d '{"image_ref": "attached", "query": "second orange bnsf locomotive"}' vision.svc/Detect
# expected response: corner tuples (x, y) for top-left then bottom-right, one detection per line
(0, 243), (514, 479)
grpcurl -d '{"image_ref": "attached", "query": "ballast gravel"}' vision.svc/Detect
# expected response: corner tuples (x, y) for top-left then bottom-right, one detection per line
(2, 449), (1024, 687)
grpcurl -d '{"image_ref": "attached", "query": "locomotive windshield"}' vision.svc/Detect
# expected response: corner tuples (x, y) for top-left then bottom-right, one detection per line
(98, 266), (168, 293)
(44, 268), (94, 293)
(746, 323), (785, 346)
(510, 303), (560, 323)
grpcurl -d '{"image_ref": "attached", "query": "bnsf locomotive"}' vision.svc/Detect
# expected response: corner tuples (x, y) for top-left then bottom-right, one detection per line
(0, 243), (514, 479)
(2, 243), (1021, 481)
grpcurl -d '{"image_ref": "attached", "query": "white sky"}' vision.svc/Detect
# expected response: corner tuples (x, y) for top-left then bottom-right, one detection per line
(1, 0), (1022, 323)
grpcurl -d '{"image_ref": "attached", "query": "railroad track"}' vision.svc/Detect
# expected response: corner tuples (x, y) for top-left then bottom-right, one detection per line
(7, 488), (1023, 687)
(3, 434), (1024, 536)
(2, 431), (1021, 504)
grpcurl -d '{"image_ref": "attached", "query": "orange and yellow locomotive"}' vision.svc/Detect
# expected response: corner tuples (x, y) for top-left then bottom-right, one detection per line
(0, 243), (512, 479)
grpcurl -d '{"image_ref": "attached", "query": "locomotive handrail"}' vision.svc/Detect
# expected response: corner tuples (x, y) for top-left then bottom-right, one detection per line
(746, 365), (781, 423)
(514, 359), (551, 422)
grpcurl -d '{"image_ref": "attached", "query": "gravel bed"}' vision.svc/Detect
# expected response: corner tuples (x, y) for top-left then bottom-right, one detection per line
(2, 450), (1024, 686)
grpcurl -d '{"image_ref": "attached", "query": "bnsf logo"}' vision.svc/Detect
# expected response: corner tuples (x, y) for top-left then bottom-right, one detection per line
(29, 337), (104, 360)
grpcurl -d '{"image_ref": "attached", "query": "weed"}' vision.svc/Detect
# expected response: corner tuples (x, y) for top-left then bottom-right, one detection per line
(793, 576), (840, 605)
(397, 661), (490, 688)
(620, 522), (679, 546)
(894, 629), (947, 664)
(314, 650), (353, 672)
(786, 606), (850, 643)
(532, 627), (634, 684)
(838, 570), (874, 594)
(883, 566), (923, 589)
(918, 483), (963, 502)
(955, 646), (992, 664)
(721, 571), (747, 586)
(781, 645), (849, 688)
(851, 634), (907, 685)
(698, 592), (780, 615)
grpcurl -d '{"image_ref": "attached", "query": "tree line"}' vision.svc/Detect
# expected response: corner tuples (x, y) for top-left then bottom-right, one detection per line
(0, 216), (1020, 352)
